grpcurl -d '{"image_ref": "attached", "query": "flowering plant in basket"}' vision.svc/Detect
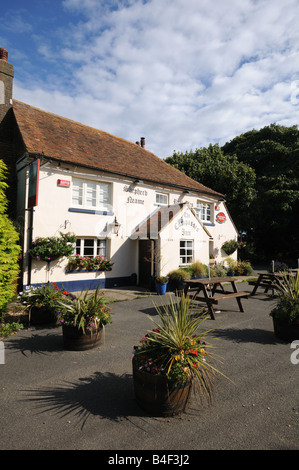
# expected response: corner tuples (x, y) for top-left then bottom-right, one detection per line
(133, 294), (225, 402)
(57, 285), (112, 333)
(17, 282), (74, 313)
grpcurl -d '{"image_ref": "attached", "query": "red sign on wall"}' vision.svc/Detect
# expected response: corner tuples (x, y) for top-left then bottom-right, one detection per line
(216, 212), (226, 223)
(57, 179), (70, 187)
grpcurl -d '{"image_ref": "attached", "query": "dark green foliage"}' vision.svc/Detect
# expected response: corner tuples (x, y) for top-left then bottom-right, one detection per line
(166, 124), (299, 264)
(222, 124), (299, 263)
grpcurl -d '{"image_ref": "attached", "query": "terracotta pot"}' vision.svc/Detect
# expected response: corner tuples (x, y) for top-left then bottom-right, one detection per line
(132, 360), (192, 417)
(272, 317), (299, 343)
(62, 324), (103, 351)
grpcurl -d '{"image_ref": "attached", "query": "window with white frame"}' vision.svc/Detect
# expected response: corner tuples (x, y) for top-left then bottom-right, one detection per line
(180, 240), (193, 265)
(72, 178), (111, 211)
(75, 238), (107, 258)
(195, 201), (212, 222)
(155, 192), (168, 205)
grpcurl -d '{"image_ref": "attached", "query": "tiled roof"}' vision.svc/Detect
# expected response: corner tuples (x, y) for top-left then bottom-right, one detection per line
(12, 100), (223, 198)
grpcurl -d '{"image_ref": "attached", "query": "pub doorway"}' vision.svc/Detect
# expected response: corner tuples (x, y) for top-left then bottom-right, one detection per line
(138, 239), (155, 289)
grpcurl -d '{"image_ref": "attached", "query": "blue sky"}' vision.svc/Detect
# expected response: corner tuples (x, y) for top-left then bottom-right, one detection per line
(2, 0), (299, 157)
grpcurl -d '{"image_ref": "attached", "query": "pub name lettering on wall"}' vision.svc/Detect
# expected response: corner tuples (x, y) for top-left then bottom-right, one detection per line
(123, 185), (148, 205)
(174, 211), (200, 233)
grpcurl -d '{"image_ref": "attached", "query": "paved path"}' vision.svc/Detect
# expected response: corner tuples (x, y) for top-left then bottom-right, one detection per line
(1, 283), (298, 451)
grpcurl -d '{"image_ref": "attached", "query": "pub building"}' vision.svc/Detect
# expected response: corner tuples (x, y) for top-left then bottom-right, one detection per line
(0, 48), (238, 291)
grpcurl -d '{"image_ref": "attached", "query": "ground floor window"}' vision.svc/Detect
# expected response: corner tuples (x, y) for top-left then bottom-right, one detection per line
(75, 238), (107, 258)
(180, 240), (193, 265)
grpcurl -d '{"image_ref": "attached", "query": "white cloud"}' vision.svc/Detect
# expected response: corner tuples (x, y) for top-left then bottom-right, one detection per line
(12, 0), (299, 157)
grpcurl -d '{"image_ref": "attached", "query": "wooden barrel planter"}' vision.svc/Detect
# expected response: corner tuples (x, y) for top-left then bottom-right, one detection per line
(62, 324), (103, 351)
(273, 318), (299, 343)
(132, 361), (192, 417)
(29, 307), (57, 325)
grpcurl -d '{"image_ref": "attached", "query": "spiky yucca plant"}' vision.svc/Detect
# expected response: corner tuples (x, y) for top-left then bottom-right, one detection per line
(133, 294), (226, 403)
(57, 284), (112, 333)
(271, 272), (299, 325)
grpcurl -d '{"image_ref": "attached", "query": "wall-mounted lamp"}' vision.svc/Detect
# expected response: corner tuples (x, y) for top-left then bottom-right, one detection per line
(183, 189), (190, 194)
(111, 217), (121, 236)
(134, 179), (143, 184)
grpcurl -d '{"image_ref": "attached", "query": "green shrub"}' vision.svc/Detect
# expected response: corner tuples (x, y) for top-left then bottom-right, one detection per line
(168, 269), (190, 283)
(238, 261), (253, 275)
(189, 261), (208, 277)
(0, 160), (21, 315)
(212, 264), (227, 277)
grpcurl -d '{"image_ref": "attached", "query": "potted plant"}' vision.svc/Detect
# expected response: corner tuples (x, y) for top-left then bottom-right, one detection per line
(132, 294), (225, 416)
(190, 261), (208, 278)
(155, 276), (168, 295)
(270, 272), (299, 342)
(224, 257), (237, 276)
(57, 285), (112, 350)
(67, 254), (114, 272)
(168, 269), (190, 292)
(17, 282), (74, 325)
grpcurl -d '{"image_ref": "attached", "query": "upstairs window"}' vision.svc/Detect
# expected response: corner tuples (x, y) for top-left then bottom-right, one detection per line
(195, 201), (212, 222)
(72, 178), (111, 211)
(155, 192), (168, 205)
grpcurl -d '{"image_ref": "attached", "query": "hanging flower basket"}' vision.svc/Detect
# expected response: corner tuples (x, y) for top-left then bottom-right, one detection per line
(29, 232), (76, 262)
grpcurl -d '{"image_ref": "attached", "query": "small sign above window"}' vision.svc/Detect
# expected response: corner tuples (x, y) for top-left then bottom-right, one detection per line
(57, 179), (71, 187)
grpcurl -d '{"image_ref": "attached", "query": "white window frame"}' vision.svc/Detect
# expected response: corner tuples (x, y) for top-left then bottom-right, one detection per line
(180, 240), (193, 265)
(155, 192), (168, 206)
(72, 178), (111, 211)
(195, 201), (212, 222)
(75, 238), (108, 258)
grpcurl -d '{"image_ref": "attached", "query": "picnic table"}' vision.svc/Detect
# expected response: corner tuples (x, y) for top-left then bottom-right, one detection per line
(249, 272), (285, 296)
(183, 277), (249, 320)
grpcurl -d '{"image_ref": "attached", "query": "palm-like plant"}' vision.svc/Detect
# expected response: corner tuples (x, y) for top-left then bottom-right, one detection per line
(271, 272), (299, 325)
(57, 285), (112, 333)
(133, 294), (226, 403)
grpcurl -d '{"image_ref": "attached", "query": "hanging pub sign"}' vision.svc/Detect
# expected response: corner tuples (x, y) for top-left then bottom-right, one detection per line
(28, 159), (40, 208)
(216, 212), (226, 223)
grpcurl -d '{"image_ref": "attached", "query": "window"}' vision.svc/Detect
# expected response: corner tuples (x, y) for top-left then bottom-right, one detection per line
(75, 238), (107, 258)
(180, 240), (193, 265)
(155, 192), (168, 205)
(195, 201), (211, 222)
(72, 178), (110, 211)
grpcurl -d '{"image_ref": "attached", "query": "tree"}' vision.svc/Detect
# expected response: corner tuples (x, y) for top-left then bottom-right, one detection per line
(165, 144), (256, 237)
(0, 159), (21, 314)
(222, 124), (299, 263)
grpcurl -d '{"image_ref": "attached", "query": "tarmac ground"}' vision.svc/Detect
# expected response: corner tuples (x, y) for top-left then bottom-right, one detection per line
(1, 279), (298, 453)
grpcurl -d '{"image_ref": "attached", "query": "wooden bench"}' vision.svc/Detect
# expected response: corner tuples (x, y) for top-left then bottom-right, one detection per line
(248, 280), (279, 294)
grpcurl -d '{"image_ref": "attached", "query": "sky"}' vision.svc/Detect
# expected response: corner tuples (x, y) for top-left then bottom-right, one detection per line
(1, 0), (299, 158)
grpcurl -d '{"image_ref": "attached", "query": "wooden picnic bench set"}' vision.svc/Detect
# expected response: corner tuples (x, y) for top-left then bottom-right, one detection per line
(182, 270), (297, 320)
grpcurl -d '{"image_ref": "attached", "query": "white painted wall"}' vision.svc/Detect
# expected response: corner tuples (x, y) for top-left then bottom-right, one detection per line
(18, 161), (238, 288)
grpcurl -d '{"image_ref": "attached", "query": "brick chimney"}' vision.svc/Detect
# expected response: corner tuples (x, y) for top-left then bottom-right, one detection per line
(0, 48), (14, 123)
(140, 137), (145, 148)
